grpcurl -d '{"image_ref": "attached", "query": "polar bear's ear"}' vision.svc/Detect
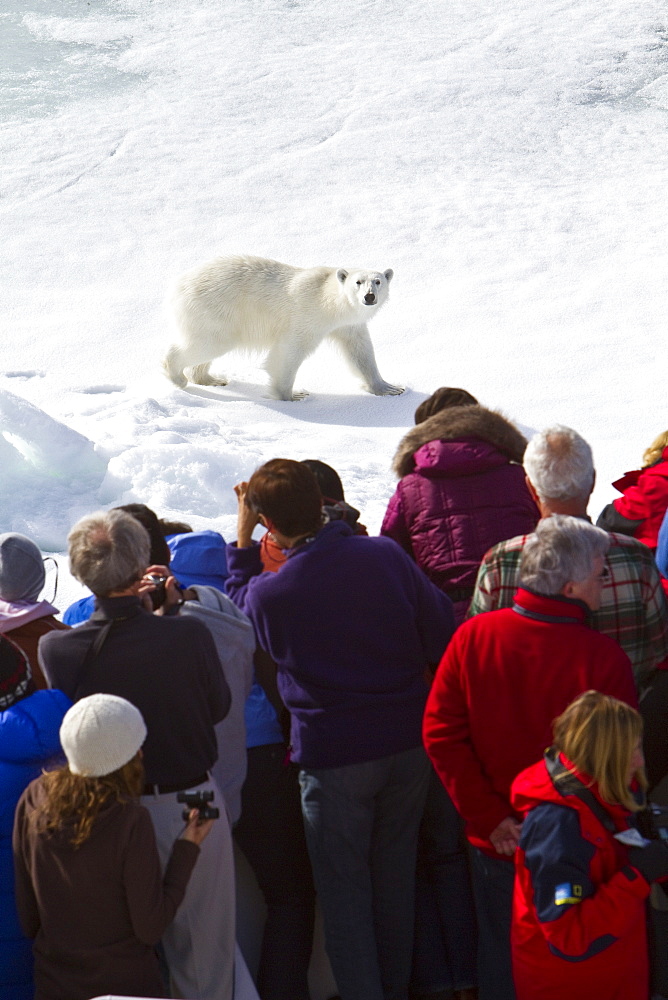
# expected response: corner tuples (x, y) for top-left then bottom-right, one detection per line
(384, 269), (394, 283)
(336, 269), (348, 283)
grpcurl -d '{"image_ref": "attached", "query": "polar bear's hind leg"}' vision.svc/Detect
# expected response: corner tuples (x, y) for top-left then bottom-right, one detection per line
(162, 346), (189, 388)
(189, 363), (229, 386)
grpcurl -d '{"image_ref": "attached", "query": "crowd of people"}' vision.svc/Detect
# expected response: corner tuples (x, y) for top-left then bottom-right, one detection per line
(1, 391), (668, 1000)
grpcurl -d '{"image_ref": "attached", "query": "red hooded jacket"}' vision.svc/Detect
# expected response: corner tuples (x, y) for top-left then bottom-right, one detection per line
(611, 446), (668, 549)
(510, 755), (650, 1000)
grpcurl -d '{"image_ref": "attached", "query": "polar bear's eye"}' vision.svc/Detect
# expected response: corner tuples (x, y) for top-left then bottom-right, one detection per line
(356, 280), (362, 286)
(374, 280), (380, 286)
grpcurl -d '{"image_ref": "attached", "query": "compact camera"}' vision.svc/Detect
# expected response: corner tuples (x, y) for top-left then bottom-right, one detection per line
(177, 789), (220, 822)
(147, 574), (168, 610)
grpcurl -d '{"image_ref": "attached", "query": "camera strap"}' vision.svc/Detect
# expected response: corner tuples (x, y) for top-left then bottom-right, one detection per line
(72, 614), (134, 697)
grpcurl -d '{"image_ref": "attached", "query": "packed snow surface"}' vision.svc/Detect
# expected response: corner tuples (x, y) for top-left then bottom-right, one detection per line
(1, 0), (666, 607)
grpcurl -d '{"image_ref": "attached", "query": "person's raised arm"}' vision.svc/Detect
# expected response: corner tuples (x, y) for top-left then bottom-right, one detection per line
(235, 481), (260, 548)
(225, 481), (266, 613)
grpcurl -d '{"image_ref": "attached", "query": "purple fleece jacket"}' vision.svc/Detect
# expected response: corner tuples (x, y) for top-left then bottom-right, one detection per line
(226, 521), (455, 769)
(381, 437), (538, 622)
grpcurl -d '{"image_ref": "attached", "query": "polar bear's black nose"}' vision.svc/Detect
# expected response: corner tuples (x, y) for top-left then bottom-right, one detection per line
(364, 293), (376, 304)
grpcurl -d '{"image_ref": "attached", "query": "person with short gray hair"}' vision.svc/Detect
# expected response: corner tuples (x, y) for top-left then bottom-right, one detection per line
(523, 426), (594, 504)
(38, 511), (236, 1000)
(67, 509), (150, 598)
(424, 514), (636, 1000)
(469, 426), (668, 689)
(518, 516), (609, 597)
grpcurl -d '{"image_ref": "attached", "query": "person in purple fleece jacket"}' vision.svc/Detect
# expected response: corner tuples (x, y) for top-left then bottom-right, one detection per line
(225, 459), (455, 1000)
(381, 390), (539, 626)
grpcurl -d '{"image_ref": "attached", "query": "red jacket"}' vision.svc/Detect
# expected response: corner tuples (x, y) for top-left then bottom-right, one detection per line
(611, 447), (668, 549)
(510, 755), (650, 1000)
(423, 589), (637, 856)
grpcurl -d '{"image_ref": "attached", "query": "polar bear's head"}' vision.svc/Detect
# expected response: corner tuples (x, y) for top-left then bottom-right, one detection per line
(336, 268), (393, 311)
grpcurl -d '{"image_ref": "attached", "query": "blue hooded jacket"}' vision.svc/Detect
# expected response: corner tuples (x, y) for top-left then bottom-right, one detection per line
(1, 688), (71, 1000)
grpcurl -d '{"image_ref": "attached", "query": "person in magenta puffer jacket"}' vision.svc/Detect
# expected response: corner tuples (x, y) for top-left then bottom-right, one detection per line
(381, 389), (539, 626)
(382, 392), (537, 1000)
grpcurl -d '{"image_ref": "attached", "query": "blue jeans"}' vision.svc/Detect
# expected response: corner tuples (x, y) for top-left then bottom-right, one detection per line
(299, 746), (430, 1000)
(412, 770), (477, 993)
(470, 847), (516, 1000)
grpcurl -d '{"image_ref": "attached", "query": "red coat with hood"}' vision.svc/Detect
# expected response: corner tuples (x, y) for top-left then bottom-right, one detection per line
(602, 446), (668, 550)
(511, 754), (651, 1000)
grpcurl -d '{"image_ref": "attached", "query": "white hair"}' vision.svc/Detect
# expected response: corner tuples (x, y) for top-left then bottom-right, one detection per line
(519, 515), (609, 595)
(524, 426), (594, 502)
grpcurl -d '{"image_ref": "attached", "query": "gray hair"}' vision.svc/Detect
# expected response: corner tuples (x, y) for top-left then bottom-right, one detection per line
(68, 510), (150, 597)
(519, 515), (609, 595)
(524, 426), (594, 502)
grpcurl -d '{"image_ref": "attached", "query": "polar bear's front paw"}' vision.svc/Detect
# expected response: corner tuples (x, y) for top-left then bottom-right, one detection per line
(268, 386), (310, 401)
(369, 381), (405, 396)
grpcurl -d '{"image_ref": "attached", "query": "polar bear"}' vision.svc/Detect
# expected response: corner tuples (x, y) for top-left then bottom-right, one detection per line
(162, 254), (403, 401)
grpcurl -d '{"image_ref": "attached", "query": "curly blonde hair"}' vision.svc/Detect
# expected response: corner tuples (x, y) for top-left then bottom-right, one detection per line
(642, 431), (668, 468)
(36, 754), (144, 848)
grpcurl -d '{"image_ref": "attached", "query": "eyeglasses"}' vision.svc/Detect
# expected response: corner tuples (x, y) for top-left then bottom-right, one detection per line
(43, 556), (59, 604)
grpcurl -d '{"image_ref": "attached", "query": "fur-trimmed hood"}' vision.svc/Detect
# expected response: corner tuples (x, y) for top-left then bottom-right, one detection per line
(393, 405), (528, 478)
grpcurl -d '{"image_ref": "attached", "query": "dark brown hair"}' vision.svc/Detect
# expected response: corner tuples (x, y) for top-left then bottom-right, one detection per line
(246, 459), (323, 537)
(115, 504), (172, 566)
(159, 519), (193, 537)
(300, 460), (345, 502)
(414, 387), (478, 425)
(36, 754), (145, 848)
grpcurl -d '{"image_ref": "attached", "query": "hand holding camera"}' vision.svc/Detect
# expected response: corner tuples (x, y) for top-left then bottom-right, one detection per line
(177, 790), (220, 822)
(180, 809), (215, 847)
(177, 791), (220, 848)
(139, 564), (182, 613)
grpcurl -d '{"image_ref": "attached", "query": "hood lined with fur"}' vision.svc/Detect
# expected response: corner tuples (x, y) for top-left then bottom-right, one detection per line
(393, 405), (528, 478)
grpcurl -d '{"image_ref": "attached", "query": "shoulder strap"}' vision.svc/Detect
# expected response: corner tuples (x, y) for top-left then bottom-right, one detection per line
(70, 619), (118, 697)
(544, 747), (616, 834)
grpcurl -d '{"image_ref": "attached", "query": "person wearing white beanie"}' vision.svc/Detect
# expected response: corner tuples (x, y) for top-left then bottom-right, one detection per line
(12, 693), (213, 1000)
(59, 692), (147, 777)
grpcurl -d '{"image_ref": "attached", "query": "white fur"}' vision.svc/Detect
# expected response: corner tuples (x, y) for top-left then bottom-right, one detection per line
(162, 254), (403, 400)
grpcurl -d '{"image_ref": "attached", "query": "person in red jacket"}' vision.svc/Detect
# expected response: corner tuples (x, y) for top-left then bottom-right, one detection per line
(597, 430), (668, 552)
(423, 515), (637, 1000)
(511, 690), (668, 1000)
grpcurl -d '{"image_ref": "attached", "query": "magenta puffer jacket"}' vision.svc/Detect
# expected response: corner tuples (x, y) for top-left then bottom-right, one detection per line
(381, 406), (539, 623)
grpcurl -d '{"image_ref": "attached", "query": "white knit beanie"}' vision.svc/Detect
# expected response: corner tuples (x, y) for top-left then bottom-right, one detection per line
(60, 694), (147, 777)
